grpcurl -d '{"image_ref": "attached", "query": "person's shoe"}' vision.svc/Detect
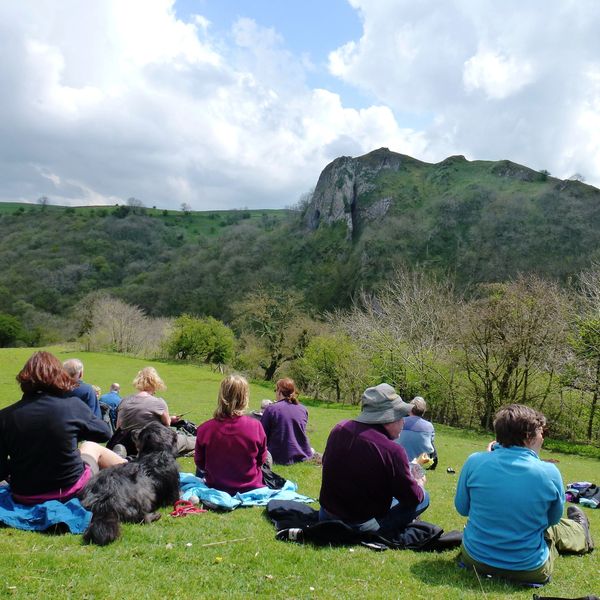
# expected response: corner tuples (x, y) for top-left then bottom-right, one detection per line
(112, 444), (127, 459)
(567, 506), (594, 552)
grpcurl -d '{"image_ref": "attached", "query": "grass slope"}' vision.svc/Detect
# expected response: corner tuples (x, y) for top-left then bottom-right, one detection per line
(0, 348), (598, 599)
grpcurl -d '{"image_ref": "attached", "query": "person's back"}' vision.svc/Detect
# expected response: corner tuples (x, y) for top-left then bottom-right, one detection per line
(63, 358), (101, 418)
(455, 445), (562, 571)
(194, 374), (267, 496)
(397, 415), (435, 461)
(261, 400), (311, 465)
(0, 392), (109, 495)
(117, 392), (167, 431)
(195, 415), (266, 495)
(99, 384), (121, 427)
(320, 419), (420, 523)
(454, 404), (593, 584)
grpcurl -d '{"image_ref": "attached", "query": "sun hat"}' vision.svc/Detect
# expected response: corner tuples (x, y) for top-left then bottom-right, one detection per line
(355, 383), (412, 424)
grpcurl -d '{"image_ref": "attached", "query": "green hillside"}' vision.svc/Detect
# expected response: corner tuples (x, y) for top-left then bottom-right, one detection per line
(2, 150), (600, 335)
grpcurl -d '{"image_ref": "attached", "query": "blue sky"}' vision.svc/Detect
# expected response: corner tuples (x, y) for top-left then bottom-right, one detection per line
(174, 0), (376, 110)
(0, 1), (598, 209)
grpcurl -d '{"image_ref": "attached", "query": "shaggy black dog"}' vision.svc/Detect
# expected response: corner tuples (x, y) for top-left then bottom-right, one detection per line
(81, 422), (180, 545)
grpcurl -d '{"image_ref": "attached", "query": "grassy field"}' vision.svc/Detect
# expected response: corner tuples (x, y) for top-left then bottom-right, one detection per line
(0, 348), (598, 599)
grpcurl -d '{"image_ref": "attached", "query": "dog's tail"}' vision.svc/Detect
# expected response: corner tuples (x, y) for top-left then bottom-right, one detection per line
(83, 511), (121, 546)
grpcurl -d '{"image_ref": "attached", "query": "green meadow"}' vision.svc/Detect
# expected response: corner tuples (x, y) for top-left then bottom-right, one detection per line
(0, 348), (598, 599)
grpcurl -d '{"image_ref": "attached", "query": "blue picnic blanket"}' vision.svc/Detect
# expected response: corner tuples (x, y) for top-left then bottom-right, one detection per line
(0, 485), (91, 534)
(179, 473), (315, 511)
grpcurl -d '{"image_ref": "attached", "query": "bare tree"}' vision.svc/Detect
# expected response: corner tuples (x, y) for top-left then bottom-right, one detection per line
(78, 294), (171, 357)
(335, 267), (462, 422)
(459, 275), (570, 430)
(566, 264), (600, 439)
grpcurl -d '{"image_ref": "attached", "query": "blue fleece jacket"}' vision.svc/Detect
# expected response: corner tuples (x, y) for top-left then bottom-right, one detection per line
(454, 445), (564, 571)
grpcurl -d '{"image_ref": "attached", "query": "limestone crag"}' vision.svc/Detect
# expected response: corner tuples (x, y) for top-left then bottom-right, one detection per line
(304, 147), (422, 238)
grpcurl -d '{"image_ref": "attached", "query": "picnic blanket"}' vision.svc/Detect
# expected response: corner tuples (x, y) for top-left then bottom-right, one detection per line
(179, 473), (314, 511)
(0, 485), (91, 534)
(266, 499), (463, 552)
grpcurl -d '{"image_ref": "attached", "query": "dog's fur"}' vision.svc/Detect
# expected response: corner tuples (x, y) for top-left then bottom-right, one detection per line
(81, 422), (180, 545)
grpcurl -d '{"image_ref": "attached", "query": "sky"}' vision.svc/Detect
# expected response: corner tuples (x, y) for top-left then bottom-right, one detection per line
(0, 0), (599, 210)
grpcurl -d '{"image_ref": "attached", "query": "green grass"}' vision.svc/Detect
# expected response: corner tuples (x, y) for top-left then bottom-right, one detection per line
(1, 348), (598, 599)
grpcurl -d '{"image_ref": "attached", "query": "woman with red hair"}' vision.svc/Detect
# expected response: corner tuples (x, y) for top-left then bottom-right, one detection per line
(260, 378), (316, 465)
(0, 351), (126, 504)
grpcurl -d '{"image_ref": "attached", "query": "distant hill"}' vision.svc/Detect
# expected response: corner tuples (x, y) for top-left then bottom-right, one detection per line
(302, 148), (600, 286)
(2, 149), (600, 337)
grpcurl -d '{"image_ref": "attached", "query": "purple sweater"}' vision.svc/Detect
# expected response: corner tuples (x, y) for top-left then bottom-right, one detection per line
(194, 415), (267, 495)
(319, 420), (424, 522)
(261, 401), (312, 465)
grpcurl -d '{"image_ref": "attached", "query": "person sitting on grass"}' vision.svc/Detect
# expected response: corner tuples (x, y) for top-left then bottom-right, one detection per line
(455, 403), (594, 585)
(63, 358), (102, 418)
(0, 351), (126, 505)
(99, 382), (121, 430)
(396, 396), (438, 469)
(108, 367), (194, 457)
(194, 374), (267, 495)
(319, 383), (429, 535)
(261, 378), (317, 465)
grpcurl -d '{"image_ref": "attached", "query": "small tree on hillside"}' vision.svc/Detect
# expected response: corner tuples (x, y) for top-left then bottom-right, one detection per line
(165, 314), (235, 366)
(0, 313), (28, 347)
(293, 333), (371, 404)
(233, 288), (314, 380)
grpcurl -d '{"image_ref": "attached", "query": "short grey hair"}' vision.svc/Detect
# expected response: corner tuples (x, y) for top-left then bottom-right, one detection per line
(411, 396), (427, 416)
(63, 358), (84, 379)
(110, 383), (120, 392)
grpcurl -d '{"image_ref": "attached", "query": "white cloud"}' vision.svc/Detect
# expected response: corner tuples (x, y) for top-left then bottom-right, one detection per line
(2, 0), (599, 209)
(0, 0), (424, 209)
(463, 50), (534, 100)
(328, 0), (600, 185)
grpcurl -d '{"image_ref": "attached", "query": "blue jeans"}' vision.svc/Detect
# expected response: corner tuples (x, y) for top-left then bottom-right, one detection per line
(319, 490), (430, 534)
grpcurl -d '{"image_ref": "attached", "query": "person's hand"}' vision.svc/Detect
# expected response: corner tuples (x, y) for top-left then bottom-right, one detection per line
(170, 414), (180, 424)
(486, 440), (498, 452)
(415, 475), (427, 488)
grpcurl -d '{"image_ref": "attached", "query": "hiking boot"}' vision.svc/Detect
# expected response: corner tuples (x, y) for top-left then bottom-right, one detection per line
(567, 506), (594, 552)
(112, 444), (127, 459)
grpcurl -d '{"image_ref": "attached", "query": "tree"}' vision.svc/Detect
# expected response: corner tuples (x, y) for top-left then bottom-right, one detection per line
(569, 173), (586, 182)
(37, 196), (50, 210)
(459, 276), (570, 430)
(165, 314), (235, 365)
(569, 318), (600, 440)
(293, 333), (371, 403)
(0, 313), (28, 347)
(566, 265), (600, 440)
(76, 294), (168, 356)
(181, 202), (192, 214)
(233, 288), (313, 380)
(336, 267), (461, 422)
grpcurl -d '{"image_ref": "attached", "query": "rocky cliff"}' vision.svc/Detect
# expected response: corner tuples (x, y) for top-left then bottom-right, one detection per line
(304, 148), (427, 238)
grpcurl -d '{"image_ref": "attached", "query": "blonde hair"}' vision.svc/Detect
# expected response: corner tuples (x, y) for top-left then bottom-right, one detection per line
(214, 374), (249, 419)
(133, 367), (166, 393)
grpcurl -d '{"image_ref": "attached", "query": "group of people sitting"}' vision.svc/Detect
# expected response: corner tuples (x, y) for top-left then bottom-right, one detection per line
(0, 351), (594, 586)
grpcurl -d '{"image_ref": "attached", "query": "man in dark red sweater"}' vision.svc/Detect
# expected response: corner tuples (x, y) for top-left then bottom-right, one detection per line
(319, 383), (429, 535)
